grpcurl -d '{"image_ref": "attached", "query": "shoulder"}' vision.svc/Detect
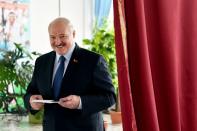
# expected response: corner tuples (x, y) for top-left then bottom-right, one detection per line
(76, 47), (107, 68)
(77, 47), (102, 60)
(35, 51), (55, 64)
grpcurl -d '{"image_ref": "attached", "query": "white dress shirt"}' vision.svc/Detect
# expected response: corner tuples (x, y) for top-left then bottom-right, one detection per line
(52, 43), (75, 81)
(52, 43), (82, 109)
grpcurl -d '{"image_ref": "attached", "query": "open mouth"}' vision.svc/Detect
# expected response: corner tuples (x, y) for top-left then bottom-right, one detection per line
(56, 44), (65, 48)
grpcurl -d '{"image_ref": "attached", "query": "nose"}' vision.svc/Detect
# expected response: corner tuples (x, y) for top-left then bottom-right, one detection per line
(55, 37), (61, 45)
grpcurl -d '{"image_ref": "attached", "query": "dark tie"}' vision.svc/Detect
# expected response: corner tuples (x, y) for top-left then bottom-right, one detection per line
(53, 56), (66, 99)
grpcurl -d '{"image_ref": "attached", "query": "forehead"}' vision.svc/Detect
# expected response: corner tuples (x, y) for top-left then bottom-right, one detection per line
(49, 22), (70, 34)
(9, 14), (16, 18)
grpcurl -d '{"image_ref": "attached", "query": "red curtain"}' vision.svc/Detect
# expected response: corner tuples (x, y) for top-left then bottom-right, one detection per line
(113, 0), (197, 131)
(113, 0), (137, 131)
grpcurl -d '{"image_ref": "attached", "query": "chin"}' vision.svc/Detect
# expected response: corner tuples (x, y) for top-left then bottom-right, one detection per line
(56, 50), (67, 55)
(56, 52), (65, 55)
(54, 46), (68, 54)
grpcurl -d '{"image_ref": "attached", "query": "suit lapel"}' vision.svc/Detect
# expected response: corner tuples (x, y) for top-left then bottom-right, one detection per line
(44, 52), (56, 98)
(62, 44), (80, 83)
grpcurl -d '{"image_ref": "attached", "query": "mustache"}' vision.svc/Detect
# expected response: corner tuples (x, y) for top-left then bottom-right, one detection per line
(55, 43), (66, 47)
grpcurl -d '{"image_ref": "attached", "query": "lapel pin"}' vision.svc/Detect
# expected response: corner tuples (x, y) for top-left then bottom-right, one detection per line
(73, 59), (78, 63)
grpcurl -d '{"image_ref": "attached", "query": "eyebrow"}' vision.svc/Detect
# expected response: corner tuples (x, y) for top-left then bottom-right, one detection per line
(50, 34), (69, 36)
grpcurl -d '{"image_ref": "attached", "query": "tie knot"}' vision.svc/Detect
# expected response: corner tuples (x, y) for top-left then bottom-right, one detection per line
(59, 56), (66, 63)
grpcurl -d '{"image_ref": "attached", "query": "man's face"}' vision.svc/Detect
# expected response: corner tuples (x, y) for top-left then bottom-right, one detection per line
(8, 14), (16, 24)
(49, 22), (75, 55)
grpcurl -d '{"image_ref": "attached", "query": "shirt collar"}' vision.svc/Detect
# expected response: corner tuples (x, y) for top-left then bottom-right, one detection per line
(55, 43), (76, 63)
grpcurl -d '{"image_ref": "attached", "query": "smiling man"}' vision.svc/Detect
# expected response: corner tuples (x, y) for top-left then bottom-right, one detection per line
(24, 17), (116, 131)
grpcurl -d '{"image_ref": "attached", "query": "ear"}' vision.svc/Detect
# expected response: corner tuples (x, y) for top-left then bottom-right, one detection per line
(73, 30), (76, 38)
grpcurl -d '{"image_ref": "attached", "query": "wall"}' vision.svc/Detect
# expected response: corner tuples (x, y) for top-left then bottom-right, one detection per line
(30, 0), (93, 54)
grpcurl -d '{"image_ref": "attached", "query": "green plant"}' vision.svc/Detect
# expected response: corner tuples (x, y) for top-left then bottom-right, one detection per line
(28, 108), (44, 124)
(0, 43), (39, 114)
(83, 22), (120, 111)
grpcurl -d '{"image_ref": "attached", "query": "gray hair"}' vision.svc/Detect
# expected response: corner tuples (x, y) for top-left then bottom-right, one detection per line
(48, 17), (74, 32)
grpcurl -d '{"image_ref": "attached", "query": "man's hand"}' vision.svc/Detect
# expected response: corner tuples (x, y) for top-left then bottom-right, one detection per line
(59, 95), (80, 109)
(30, 95), (44, 110)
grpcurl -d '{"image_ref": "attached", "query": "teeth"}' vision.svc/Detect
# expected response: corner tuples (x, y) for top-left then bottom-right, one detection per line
(57, 45), (63, 48)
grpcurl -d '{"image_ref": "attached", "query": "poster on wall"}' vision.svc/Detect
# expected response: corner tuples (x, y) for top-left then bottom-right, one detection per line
(0, 0), (30, 114)
(0, 0), (30, 51)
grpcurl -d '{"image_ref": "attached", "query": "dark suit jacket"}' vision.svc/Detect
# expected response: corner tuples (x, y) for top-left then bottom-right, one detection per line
(24, 44), (116, 131)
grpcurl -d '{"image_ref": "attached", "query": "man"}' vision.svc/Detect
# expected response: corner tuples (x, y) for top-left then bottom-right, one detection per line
(24, 17), (116, 131)
(5, 11), (24, 50)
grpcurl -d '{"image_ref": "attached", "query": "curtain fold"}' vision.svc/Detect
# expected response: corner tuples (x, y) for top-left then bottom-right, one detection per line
(113, 0), (137, 131)
(113, 0), (197, 130)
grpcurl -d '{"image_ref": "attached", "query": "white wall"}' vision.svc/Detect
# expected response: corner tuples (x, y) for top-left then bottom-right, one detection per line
(30, 0), (93, 54)
(60, 0), (93, 46)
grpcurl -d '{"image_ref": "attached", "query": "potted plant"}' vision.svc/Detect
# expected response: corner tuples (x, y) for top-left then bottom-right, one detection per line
(28, 108), (44, 124)
(0, 43), (41, 122)
(83, 22), (122, 124)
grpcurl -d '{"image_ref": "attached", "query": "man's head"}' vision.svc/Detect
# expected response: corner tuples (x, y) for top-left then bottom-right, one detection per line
(48, 17), (75, 55)
(8, 12), (17, 25)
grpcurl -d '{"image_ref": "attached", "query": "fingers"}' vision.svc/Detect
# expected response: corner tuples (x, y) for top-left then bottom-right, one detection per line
(29, 95), (80, 110)
(59, 95), (80, 109)
(31, 95), (43, 100)
(30, 95), (44, 110)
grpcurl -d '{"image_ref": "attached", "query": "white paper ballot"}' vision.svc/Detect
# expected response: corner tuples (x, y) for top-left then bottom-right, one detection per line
(31, 100), (59, 104)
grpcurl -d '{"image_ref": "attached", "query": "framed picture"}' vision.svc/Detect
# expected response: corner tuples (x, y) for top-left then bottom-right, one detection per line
(0, 0), (30, 113)
(0, 0), (30, 51)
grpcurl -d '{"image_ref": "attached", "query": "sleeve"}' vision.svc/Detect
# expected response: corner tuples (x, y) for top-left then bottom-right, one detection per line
(23, 58), (40, 114)
(81, 56), (116, 116)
